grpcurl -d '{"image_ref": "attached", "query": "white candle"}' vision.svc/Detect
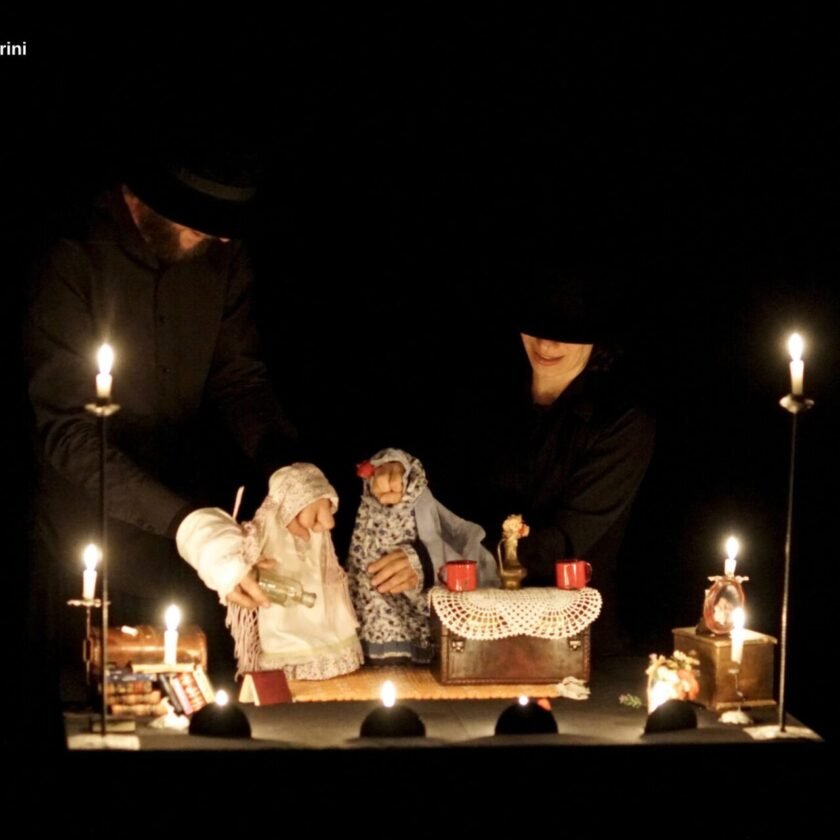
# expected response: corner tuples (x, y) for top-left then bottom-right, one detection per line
(724, 535), (739, 577)
(163, 604), (181, 666)
(788, 333), (804, 396)
(82, 543), (100, 601)
(731, 607), (746, 665)
(96, 343), (114, 402)
(649, 680), (675, 713)
(380, 680), (396, 708)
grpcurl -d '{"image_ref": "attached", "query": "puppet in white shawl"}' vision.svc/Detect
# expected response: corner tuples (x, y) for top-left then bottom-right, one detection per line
(178, 463), (363, 680)
(347, 448), (498, 663)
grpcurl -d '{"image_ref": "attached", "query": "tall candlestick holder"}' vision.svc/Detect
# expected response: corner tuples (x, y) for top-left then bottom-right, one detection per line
(718, 664), (754, 725)
(84, 398), (121, 735)
(66, 596), (103, 689)
(777, 391), (814, 733)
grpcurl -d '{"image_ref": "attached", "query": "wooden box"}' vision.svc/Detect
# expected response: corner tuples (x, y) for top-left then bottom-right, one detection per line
(431, 611), (590, 685)
(90, 624), (208, 672)
(672, 626), (777, 711)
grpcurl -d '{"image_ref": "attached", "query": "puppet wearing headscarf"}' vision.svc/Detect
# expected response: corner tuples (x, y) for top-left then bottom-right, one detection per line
(179, 463), (363, 680)
(347, 448), (498, 663)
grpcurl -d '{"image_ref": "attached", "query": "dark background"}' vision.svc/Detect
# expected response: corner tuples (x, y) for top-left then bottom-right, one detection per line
(2, 10), (837, 741)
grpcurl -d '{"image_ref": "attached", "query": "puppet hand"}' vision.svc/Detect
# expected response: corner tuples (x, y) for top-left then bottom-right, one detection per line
(225, 558), (274, 609)
(176, 507), (266, 604)
(368, 549), (421, 594)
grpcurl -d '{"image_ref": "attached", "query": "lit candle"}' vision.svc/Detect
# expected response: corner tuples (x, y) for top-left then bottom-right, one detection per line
(360, 679), (425, 737)
(724, 535), (740, 577)
(215, 690), (229, 707)
(496, 693), (558, 734)
(163, 604), (181, 666)
(96, 343), (114, 402)
(788, 333), (804, 396)
(731, 607), (746, 665)
(82, 543), (100, 601)
(380, 680), (396, 708)
(649, 680), (675, 713)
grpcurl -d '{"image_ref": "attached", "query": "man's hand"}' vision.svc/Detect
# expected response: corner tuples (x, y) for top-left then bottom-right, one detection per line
(368, 550), (419, 595)
(371, 461), (406, 505)
(225, 558), (275, 609)
(287, 497), (335, 541)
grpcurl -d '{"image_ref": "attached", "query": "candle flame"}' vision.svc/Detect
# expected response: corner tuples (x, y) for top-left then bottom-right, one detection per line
(97, 343), (114, 376)
(164, 604), (181, 632)
(518, 695), (529, 706)
(215, 690), (229, 707)
(725, 536), (740, 561)
(732, 607), (746, 630)
(82, 543), (100, 571)
(380, 680), (396, 708)
(788, 333), (803, 362)
(649, 680), (675, 713)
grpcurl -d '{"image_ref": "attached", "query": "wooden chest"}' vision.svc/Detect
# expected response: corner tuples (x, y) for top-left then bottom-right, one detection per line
(431, 611), (590, 685)
(673, 626), (777, 711)
(90, 624), (208, 672)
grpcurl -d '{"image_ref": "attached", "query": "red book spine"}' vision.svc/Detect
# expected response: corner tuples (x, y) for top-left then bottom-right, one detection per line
(169, 675), (194, 715)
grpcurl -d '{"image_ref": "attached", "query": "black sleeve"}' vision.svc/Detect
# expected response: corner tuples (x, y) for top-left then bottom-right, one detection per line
(412, 538), (435, 590)
(25, 242), (195, 536)
(205, 246), (307, 478)
(518, 404), (656, 578)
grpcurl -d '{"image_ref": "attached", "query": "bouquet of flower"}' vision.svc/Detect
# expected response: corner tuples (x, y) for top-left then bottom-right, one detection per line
(646, 650), (700, 711)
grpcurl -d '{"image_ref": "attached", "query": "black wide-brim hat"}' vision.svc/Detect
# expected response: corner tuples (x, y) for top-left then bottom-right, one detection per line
(505, 257), (621, 345)
(124, 152), (259, 239)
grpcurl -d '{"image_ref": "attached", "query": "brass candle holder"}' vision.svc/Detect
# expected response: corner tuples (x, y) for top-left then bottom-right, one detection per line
(66, 597), (103, 689)
(718, 664), (754, 725)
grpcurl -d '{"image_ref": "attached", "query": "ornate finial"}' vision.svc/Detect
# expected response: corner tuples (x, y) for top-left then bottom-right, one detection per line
(496, 514), (530, 590)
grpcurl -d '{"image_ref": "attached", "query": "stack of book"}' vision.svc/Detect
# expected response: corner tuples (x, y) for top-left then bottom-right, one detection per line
(104, 671), (168, 717)
(103, 663), (216, 717)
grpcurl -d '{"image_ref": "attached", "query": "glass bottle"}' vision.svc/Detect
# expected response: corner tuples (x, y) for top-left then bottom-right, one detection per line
(255, 567), (317, 607)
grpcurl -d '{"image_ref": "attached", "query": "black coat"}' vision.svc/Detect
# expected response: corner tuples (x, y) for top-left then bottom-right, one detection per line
(475, 368), (655, 582)
(429, 358), (655, 651)
(24, 190), (302, 598)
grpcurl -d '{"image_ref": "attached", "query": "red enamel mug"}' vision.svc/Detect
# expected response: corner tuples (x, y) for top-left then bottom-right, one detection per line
(438, 559), (478, 592)
(555, 560), (592, 590)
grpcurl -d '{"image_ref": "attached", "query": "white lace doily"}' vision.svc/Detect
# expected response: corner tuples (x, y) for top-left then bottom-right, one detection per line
(429, 586), (602, 640)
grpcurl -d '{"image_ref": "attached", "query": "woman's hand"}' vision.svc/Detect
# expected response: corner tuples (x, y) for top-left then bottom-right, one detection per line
(371, 461), (406, 505)
(368, 550), (419, 594)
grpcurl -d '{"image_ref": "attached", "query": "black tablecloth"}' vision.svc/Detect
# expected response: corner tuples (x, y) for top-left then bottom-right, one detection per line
(7, 656), (831, 827)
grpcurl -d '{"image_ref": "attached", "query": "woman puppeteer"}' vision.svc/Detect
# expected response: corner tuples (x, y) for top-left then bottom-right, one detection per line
(370, 258), (656, 654)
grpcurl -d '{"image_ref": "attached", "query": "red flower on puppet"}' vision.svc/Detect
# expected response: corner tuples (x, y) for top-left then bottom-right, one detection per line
(356, 461), (375, 479)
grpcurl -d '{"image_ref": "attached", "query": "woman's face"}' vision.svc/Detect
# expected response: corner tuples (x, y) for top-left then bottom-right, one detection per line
(520, 334), (593, 379)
